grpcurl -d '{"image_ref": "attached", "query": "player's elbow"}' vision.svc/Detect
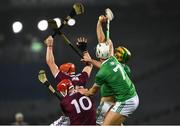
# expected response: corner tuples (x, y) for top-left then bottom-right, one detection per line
(98, 37), (105, 43)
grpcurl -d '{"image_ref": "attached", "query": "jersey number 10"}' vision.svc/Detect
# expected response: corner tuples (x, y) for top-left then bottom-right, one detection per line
(71, 96), (92, 114)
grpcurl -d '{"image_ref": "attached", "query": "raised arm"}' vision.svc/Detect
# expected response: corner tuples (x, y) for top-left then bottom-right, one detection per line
(81, 57), (101, 69)
(108, 39), (114, 57)
(76, 36), (94, 76)
(45, 36), (59, 77)
(97, 15), (107, 43)
(82, 52), (93, 77)
(97, 15), (114, 56)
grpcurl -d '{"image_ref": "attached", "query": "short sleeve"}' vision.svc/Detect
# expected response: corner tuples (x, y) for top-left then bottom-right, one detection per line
(95, 71), (105, 87)
(55, 71), (70, 83)
(72, 72), (88, 86)
(123, 64), (131, 77)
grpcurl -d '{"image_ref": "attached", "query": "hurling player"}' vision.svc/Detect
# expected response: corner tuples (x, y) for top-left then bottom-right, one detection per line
(82, 15), (139, 125)
(45, 36), (93, 88)
(38, 71), (96, 125)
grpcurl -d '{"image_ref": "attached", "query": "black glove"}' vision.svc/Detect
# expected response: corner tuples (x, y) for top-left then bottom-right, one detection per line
(76, 37), (87, 52)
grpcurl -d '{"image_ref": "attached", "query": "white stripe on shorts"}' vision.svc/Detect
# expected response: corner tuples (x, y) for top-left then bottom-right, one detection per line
(111, 95), (139, 117)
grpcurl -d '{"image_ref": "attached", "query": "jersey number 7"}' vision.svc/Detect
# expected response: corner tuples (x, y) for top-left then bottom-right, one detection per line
(113, 64), (126, 80)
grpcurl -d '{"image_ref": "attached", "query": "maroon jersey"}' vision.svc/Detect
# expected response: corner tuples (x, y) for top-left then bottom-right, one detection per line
(60, 92), (96, 125)
(55, 71), (88, 86)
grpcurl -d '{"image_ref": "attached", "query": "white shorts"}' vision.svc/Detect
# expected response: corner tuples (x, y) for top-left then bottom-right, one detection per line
(50, 116), (70, 126)
(96, 101), (114, 125)
(111, 95), (139, 117)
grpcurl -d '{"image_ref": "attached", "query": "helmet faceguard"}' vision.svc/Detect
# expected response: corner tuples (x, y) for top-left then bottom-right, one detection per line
(59, 63), (75, 75)
(96, 43), (110, 59)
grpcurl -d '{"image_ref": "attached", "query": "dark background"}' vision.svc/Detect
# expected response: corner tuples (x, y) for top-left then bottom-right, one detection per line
(0, 0), (180, 124)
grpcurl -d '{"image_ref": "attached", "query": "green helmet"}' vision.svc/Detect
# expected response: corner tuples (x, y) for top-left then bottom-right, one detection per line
(114, 46), (131, 63)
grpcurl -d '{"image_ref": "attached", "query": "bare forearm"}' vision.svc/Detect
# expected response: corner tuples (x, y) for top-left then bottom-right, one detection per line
(97, 21), (105, 43)
(46, 46), (59, 77)
(90, 59), (101, 69)
(82, 64), (93, 77)
(44, 36), (59, 77)
(108, 39), (114, 56)
(82, 51), (93, 77)
(88, 88), (96, 96)
(87, 84), (99, 96)
(46, 46), (55, 65)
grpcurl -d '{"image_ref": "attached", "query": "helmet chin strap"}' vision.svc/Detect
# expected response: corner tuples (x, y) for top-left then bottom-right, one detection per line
(100, 58), (108, 61)
(68, 89), (77, 96)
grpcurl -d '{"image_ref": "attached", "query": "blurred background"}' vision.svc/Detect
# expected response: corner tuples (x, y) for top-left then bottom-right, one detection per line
(0, 0), (180, 125)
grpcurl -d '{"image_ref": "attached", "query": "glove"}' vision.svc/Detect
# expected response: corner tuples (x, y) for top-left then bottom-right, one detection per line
(76, 37), (87, 52)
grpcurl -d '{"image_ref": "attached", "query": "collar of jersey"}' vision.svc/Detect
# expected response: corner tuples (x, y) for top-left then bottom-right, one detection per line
(101, 56), (115, 67)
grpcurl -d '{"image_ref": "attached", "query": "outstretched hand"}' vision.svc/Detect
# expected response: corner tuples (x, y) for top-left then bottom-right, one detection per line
(76, 36), (87, 52)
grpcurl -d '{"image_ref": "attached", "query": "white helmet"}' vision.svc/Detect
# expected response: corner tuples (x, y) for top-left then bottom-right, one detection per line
(96, 43), (110, 59)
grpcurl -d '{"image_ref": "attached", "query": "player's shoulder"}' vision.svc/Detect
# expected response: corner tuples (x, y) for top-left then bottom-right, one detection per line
(68, 91), (80, 97)
(102, 56), (116, 65)
(77, 72), (86, 76)
(71, 71), (87, 77)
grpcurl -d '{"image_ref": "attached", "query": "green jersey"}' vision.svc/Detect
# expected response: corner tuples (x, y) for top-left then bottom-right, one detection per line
(95, 56), (137, 102)
(122, 64), (131, 78)
(100, 63), (131, 97)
